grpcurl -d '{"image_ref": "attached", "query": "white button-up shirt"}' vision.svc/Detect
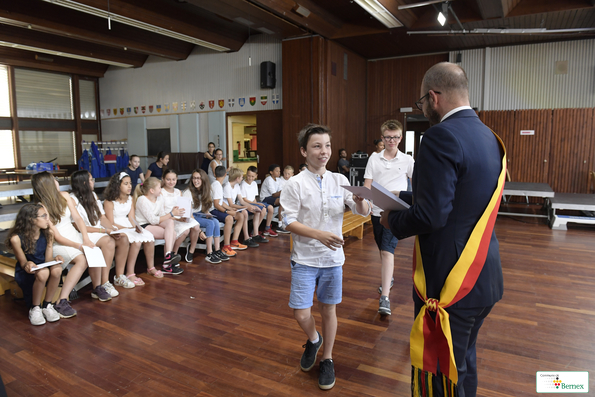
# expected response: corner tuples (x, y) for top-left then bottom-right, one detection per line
(280, 169), (371, 268)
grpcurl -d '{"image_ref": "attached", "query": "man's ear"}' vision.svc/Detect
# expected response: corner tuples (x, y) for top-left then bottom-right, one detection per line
(300, 147), (307, 158)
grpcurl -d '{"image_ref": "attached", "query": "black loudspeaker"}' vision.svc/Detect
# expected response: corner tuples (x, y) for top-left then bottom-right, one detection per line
(260, 61), (276, 89)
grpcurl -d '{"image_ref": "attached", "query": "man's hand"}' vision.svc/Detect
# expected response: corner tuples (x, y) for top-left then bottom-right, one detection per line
(315, 231), (344, 251)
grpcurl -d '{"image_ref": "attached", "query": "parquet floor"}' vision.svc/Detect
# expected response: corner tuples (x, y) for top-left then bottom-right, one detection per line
(1, 216), (594, 396)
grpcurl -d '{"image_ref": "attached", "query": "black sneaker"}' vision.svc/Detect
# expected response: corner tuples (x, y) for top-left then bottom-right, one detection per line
(164, 252), (181, 267)
(205, 252), (221, 264)
(214, 250), (230, 261)
(162, 264), (184, 275)
(276, 226), (290, 234)
(244, 238), (259, 248)
(378, 277), (395, 294)
(185, 249), (194, 263)
(300, 331), (323, 372)
(378, 295), (391, 316)
(318, 359), (335, 390)
(54, 299), (77, 318)
(252, 234), (269, 244)
(91, 285), (112, 302)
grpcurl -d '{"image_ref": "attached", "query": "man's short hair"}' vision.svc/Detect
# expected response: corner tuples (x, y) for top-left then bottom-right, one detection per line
(247, 166), (258, 174)
(268, 164), (280, 173)
(297, 123), (332, 150)
(380, 120), (403, 134)
(215, 165), (227, 178)
(229, 168), (243, 181)
(422, 62), (469, 100)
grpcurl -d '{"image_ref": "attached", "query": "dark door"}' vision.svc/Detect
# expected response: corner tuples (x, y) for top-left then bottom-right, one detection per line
(256, 110), (283, 181)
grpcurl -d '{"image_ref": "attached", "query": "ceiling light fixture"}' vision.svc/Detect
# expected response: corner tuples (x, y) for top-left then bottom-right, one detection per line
(407, 27), (595, 35)
(0, 40), (135, 67)
(41, 0), (229, 52)
(438, 2), (448, 26)
(437, 12), (446, 26)
(353, 0), (403, 28)
(292, 4), (311, 18)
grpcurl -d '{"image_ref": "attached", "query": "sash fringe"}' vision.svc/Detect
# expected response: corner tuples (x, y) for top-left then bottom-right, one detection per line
(412, 366), (458, 397)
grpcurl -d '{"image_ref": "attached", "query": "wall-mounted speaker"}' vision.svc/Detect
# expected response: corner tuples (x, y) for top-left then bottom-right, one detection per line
(260, 61), (276, 89)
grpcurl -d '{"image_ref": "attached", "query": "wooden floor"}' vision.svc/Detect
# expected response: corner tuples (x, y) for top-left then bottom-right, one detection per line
(1, 216), (595, 396)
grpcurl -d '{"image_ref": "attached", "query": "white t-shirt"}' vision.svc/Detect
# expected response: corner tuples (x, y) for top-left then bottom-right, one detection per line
(280, 169), (371, 268)
(277, 177), (290, 191)
(210, 180), (224, 211)
(364, 149), (415, 216)
(182, 189), (202, 213)
(231, 184), (242, 205)
(260, 175), (279, 199)
(240, 180), (259, 202)
(222, 182), (235, 206)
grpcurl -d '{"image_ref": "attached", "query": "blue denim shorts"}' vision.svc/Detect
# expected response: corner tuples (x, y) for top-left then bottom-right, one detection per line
(371, 215), (398, 254)
(289, 261), (343, 309)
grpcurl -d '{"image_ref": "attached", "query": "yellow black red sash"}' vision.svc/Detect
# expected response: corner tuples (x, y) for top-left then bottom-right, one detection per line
(411, 131), (506, 397)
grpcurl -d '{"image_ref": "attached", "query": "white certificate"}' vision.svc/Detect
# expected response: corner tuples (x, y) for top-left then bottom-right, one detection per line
(176, 196), (192, 220)
(31, 260), (63, 271)
(370, 181), (410, 211)
(340, 185), (375, 201)
(83, 246), (107, 268)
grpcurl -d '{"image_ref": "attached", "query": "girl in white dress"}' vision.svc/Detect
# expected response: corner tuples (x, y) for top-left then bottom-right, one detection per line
(31, 172), (109, 319)
(69, 170), (124, 297)
(161, 169), (205, 263)
(104, 172), (158, 285)
(134, 177), (184, 275)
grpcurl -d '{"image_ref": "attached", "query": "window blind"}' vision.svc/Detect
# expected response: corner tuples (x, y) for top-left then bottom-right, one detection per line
(79, 79), (96, 120)
(15, 68), (73, 119)
(0, 65), (9, 117)
(19, 130), (76, 166)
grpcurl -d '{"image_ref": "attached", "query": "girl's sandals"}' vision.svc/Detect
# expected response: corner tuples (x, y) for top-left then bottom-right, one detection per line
(147, 267), (164, 279)
(199, 231), (207, 240)
(126, 273), (146, 286)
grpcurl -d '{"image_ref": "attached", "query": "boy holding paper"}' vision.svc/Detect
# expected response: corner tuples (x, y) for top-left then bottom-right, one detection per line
(280, 123), (371, 390)
(364, 119), (414, 316)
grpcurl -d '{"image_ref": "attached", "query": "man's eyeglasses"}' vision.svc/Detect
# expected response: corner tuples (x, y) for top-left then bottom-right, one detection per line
(415, 90), (441, 111)
(382, 135), (401, 142)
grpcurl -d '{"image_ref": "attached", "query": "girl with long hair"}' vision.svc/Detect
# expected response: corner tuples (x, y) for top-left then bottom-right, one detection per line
(69, 170), (123, 297)
(161, 169), (205, 263)
(208, 148), (228, 184)
(133, 177), (183, 275)
(145, 151), (169, 180)
(182, 169), (228, 264)
(31, 171), (109, 318)
(6, 203), (63, 325)
(103, 172), (159, 285)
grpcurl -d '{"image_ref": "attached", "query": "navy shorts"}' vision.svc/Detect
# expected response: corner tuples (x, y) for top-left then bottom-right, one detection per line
(262, 196), (278, 206)
(371, 215), (398, 254)
(210, 209), (229, 223)
(14, 264), (35, 309)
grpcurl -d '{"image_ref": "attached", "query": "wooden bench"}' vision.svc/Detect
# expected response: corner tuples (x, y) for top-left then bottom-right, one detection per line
(289, 210), (371, 250)
(0, 254), (17, 296)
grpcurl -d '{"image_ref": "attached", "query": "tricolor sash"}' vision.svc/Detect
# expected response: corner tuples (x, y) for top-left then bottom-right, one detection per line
(411, 130), (506, 397)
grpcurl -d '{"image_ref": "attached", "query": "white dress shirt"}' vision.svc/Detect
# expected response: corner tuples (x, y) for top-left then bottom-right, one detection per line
(280, 168), (371, 268)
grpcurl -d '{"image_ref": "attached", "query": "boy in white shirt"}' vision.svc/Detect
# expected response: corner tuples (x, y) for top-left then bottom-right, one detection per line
(240, 166), (277, 237)
(210, 166), (246, 257)
(260, 164), (289, 234)
(226, 168), (265, 247)
(277, 165), (294, 191)
(280, 123), (371, 391)
(364, 119), (414, 316)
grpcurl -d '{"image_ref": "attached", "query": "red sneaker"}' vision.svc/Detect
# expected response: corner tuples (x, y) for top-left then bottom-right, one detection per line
(263, 228), (278, 237)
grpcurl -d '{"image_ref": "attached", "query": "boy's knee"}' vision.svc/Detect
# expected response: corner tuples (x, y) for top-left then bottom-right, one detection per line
(293, 309), (311, 322)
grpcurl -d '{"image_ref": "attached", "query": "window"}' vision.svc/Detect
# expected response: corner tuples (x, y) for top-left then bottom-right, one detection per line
(0, 130), (15, 168)
(79, 79), (97, 120)
(0, 66), (9, 117)
(19, 130), (76, 166)
(15, 68), (73, 119)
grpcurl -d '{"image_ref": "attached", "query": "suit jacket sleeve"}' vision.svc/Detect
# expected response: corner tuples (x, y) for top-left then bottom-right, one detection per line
(388, 126), (461, 240)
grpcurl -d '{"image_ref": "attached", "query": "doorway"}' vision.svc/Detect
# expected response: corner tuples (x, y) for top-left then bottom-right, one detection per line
(226, 115), (258, 175)
(405, 114), (430, 160)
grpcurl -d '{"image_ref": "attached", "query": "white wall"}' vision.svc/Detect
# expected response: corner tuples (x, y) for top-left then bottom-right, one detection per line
(449, 39), (595, 111)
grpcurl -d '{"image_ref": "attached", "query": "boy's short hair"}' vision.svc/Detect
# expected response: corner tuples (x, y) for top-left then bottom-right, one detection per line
(297, 123), (332, 150)
(284, 165), (294, 172)
(229, 167), (243, 181)
(215, 165), (227, 178)
(247, 166), (258, 174)
(380, 119), (403, 134)
(268, 164), (280, 173)
(299, 163), (307, 170)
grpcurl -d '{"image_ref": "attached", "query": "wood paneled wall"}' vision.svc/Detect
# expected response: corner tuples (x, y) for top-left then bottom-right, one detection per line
(367, 53), (448, 152)
(281, 37), (367, 170)
(480, 108), (595, 194)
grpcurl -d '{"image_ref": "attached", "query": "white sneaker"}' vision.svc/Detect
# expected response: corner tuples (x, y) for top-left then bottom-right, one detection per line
(29, 306), (46, 326)
(114, 274), (135, 289)
(42, 303), (61, 322)
(102, 281), (120, 297)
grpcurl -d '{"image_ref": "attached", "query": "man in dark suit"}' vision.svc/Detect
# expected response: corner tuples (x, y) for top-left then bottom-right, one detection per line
(381, 62), (504, 397)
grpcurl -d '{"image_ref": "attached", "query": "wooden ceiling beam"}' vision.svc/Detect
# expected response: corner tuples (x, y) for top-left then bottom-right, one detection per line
(474, 0), (505, 19)
(0, 47), (108, 78)
(507, 0), (595, 17)
(63, 0), (246, 51)
(0, 0), (193, 60)
(0, 24), (147, 68)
